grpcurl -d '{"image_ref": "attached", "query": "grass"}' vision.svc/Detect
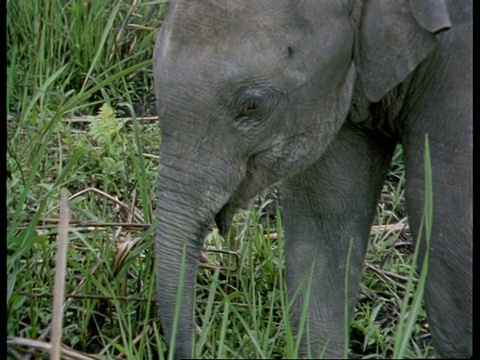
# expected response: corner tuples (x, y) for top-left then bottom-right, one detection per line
(7, 1), (434, 358)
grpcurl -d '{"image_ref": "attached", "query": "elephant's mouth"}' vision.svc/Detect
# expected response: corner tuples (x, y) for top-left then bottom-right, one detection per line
(214, 204), (235, 238)
(214, 180), (254, 238)
(214, 155), (270, 238)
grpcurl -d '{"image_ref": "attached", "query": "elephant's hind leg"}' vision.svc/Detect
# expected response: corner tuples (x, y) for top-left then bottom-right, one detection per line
(403, 132), (472, 358)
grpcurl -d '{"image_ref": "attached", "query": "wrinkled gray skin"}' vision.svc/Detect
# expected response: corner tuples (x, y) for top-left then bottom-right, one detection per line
(153, 0), (471, 358)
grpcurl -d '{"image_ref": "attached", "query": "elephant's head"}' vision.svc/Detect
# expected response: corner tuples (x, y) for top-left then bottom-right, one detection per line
(155, 1), (357, 231)
(153, 1), (450, 358)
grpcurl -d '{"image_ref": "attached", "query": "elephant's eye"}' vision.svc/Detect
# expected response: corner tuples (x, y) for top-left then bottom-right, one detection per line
(238, 96), (263, 117)
(245, 97), (261, 111)
(234, 88), (269, 120)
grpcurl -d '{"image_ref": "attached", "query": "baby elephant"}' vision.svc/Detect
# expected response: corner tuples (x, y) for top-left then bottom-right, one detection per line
(153, 0), (471, 358)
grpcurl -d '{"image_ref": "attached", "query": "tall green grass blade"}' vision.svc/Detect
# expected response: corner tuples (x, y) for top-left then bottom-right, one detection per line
(228, 299), (264, 358)
(196, 268), (221, 355)
(216, 300), (231, 358)
(169, 246), (189, 360)
(123, 102), (154, 223)
(63, 60), (152, 114)
(80, 2), (122, 92)
(343, 237), (355, 359)
(8, 116), (58, 233)
(294, 259), (315, 357)
(393, 135), (432, 358)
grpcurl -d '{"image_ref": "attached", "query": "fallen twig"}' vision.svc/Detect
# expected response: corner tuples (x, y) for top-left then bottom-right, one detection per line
(7, 336), (99, 360)
(365, 262), (418, 284)
(42, 187), (145, 224)
(50, 189), (70, 360)
(12, 291), (148, 302)
(61, 115), (158, 123)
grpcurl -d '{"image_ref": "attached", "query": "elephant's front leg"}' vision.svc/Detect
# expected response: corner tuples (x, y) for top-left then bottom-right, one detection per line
(282, 124), (396, 358)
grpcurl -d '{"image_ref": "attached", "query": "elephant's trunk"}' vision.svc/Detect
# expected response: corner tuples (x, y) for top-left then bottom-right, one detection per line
(155, 207), (202, 359)
(155, 213), (200, 359)
(155, 180), (209, 358)
(155, 151), (243, 359)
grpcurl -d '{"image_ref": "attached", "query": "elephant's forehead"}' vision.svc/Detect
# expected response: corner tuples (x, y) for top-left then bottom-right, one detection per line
(163, 1), (313, 50)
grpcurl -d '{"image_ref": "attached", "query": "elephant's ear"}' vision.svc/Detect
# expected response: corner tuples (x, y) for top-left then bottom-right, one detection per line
(354, 0), (451, 102)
